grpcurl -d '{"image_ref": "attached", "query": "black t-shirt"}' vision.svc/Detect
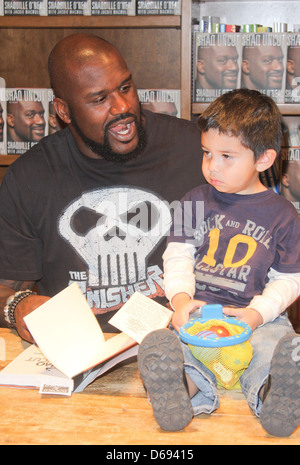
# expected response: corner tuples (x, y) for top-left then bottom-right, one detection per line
(0, 110), (205, 330)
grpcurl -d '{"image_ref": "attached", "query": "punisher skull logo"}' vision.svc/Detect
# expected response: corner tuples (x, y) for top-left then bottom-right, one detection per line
(58, 187), (172, 288)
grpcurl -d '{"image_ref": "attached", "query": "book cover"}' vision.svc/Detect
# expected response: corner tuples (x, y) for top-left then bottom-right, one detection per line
(47, 88), (66, 135)
(0, 80), (6, 156)
(280, 116), (300, 214)
(241, 33), (287, 104)
(91, 0), (135, 15)
(6, 88), (48, 155)
(4, 0), (47, 15)
(0, 345), (74, 392)
(24, 283), (172, 379)
(48, 0), (91, 15)
(138, 89), (181, 118)
(285, 33), (300, 103)
(193, 33), (242, 103)
(136, 0), (180, 15)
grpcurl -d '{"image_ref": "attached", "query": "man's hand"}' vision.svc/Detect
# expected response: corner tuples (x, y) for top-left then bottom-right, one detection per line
(14, 295), (50, 343)
(223, 307), (263, 331)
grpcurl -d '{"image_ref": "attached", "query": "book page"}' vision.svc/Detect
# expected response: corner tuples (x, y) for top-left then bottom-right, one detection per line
(108, 292), (173, 344)
(24, 285), (172, 379)
(74, 344), (139, 393)
(24, 283), (106, 378)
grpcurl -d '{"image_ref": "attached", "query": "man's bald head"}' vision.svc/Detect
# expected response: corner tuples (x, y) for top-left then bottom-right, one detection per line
(48, 33), (125, 99)
(47, 33), (144, 162)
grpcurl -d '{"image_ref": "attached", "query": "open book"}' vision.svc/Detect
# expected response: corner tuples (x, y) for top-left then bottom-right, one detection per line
(0, 283), (173, 394)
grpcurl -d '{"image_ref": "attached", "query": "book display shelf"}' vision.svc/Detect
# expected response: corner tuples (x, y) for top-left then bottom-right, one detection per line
(191, 0), (300, 118)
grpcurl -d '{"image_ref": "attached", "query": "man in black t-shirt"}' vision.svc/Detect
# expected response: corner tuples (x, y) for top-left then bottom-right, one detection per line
(0, 33), (205, 341)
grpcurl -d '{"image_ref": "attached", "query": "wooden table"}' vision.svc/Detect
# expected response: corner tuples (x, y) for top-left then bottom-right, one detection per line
(0, 328), (299, 446)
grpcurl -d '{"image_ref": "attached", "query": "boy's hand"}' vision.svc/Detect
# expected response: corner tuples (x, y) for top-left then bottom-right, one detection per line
(171, 293), (207, 332)
(223, 307), (263, 331)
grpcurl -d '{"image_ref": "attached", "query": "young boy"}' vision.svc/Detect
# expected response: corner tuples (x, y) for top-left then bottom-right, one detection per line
(138, 89), (300, 437)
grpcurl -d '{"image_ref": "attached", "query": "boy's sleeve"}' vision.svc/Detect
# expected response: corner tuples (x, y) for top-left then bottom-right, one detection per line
(163, 242), (197, 306)
(248, 268), (300, 324)
(272, 213), (300, 274)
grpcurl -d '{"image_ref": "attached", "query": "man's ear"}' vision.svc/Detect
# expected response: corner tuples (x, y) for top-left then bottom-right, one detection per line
(287, 59), (295, 76)
(53, 97), (71, 125)
(242, 59), (250, 74)
(256, 149), (277, 172)
(197, 59), (206, 75)
(281, 172), (290, 188)
(6, 113), (15, 128)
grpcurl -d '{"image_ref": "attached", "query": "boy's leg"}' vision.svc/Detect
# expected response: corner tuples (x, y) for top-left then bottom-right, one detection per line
(239, 313), (300, 436)
(138, 328), (219, 431)
(137, 328), (193, 431)
(260, 333), (300, 437)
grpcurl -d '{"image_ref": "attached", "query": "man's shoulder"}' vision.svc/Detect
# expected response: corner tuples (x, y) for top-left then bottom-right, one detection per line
(7, 129), (70, 172)
(3, 130), (72, 189)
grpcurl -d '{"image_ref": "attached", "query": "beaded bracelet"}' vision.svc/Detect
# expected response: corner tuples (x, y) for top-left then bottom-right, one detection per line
(4, 290), (36, 329)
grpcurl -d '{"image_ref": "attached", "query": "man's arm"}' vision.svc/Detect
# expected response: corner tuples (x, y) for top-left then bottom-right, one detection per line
(0, 280), (50, 343)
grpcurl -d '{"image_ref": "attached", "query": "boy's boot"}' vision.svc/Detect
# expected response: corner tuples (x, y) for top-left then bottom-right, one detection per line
(138, 328), (194, 431)
(260, 333), (300, 437)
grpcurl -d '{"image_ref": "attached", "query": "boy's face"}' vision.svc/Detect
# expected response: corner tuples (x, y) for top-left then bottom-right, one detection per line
(201, 129), (265, 195)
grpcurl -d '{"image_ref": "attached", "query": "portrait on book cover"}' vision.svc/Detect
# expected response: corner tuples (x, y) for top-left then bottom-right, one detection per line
(6, 88), (47, 154)
(194, 33), (241, 103)
(280, 116), (300, 214)
(241, 33), (286, 103)
(286, 41), (300, 103)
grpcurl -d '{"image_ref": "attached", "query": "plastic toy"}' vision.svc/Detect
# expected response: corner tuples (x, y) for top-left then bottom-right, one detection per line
(179, 304), (253, 389)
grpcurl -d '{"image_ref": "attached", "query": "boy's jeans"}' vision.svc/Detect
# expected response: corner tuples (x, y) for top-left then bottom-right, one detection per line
(179, 313), (295, 417)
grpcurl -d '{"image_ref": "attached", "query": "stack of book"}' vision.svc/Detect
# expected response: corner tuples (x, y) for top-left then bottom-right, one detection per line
(0, 0), (181, 15)
(192, 32), (300, 105)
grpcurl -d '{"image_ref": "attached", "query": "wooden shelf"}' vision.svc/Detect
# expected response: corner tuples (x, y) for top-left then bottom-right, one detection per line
(0, 15), (181, 29)
(192, 103), (300, 116)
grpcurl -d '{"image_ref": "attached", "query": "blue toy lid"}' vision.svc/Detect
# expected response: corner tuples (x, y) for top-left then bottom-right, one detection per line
(179, 304), (252, 348)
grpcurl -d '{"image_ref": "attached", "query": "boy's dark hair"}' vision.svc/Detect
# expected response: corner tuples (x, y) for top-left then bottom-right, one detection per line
(198, 89), (283, 160)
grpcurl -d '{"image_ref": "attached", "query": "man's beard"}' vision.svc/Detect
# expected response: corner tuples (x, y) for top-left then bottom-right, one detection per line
(69, 107), (147, 163)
